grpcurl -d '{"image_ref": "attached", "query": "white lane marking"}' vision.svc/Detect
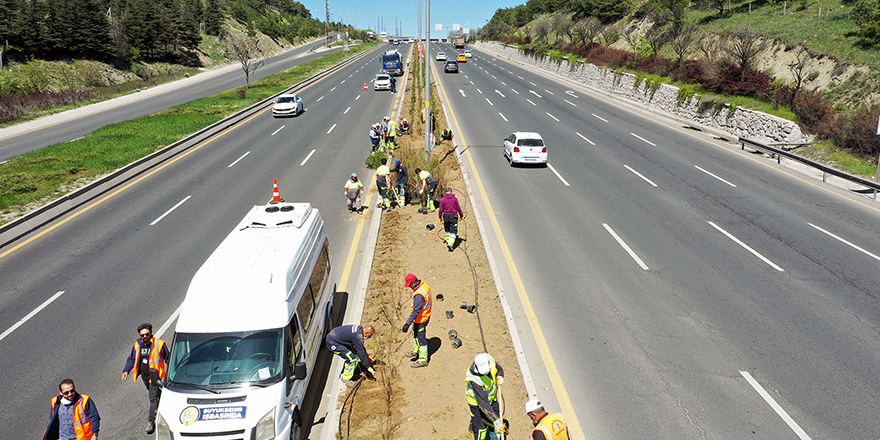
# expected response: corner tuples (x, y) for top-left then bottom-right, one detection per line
(464, 75), (469, 79)
(808, 223), (880, 262)
(518, 75), (524, 79)
(708, 221), (785, 271)
(300, 149), (317, 166)
(564, 99), (577, 107)
(356, 95), (361, 100)
(155, 303), (183, 340)
(546, 112), (559, 122)
(327, 123), (337, 134)
(695, 165), (737, 187)
(344, 106), (351, 114)
(271, 126), (285, 136)
(459, 89), (467, 97)
(470, 81), (474, 85)
(547, 163), (570, 186)
(150, 196), (192, 225)
(592, 113), (608, 122)
(603, 224), (649, 270)
(530, 81), (537, 86)
(495, 89), (506, 98)
(631, 133), (657, 146)
(529, 90), (543, 98)
(624, 165), (658, 187)
(340, 79), (345, 84)
(348, 74), (352, 78)
(0, 291), (65, 343)
(526, 99), (536, 106)
(499, 113), (508, 122)
(511, 89), (520, 95)
(740, 371), (813, 440)
(486, 98), (494, 106)
(576, 133), (595, 145)
(501, 81), (507, 86)
(477, 88), (483, 94)
(492, 75), (497, 79)
(228, 151), (251, 168)
(544, 89), (554, 95)
(330, 86), (337, 92)
(317, 96), (324, 102)
(565, 90), (579, 98)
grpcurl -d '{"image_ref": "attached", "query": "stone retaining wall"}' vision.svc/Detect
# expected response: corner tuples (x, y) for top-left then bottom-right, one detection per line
(474, 41), (806, 144)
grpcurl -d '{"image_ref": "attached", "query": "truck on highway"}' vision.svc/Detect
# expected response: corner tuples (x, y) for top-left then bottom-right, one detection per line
(155, 195), (334, 440)
(381, 50), (403, 76)
(453, 34), (465, 49)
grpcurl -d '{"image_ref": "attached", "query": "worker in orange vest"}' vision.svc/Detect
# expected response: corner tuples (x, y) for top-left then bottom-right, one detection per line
(121, 323), (170, 435)
(525, 399), (570, 440)
(401, 273), (432, 368)
(42, 379), (100, 440)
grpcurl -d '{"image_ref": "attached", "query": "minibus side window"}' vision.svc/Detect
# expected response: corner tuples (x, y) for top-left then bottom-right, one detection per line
(286, 316), (302, 393)
(297, 240), (329, 333)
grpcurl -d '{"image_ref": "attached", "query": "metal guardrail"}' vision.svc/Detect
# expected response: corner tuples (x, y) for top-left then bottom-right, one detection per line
(0, 47), (379, 250)
(739, 137), (880, 198)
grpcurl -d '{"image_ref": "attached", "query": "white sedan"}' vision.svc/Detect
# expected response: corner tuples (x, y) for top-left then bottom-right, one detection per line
(464, 50), (472, 58)
(503, 132), (547, 166)
(436, 52), (447, 61)
(374, 73), (392, 91)
(272, 94), (303, 117)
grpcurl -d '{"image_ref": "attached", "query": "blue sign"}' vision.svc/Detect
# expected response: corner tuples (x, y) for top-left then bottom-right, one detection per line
(180, 406), (247, 425)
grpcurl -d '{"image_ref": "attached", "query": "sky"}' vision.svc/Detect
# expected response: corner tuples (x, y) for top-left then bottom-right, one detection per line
(299, 0), (516, 38)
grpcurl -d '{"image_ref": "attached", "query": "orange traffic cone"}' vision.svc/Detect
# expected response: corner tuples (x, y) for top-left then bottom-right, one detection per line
(272, 178), (282, 203)
(364, 82), (368, 90)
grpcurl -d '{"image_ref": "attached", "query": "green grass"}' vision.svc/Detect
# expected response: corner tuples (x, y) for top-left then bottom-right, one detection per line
(799, 139), (878, 176)
(0, 42), (379, 218)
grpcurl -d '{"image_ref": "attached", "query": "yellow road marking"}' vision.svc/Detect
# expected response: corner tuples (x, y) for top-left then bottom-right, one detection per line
(433, 62), (587, 438)
(338, 193), (373, 292)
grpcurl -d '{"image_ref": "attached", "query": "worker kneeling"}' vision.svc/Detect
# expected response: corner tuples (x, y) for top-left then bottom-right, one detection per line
(325, 324), (376, 385)
(466, 353), (505, 440)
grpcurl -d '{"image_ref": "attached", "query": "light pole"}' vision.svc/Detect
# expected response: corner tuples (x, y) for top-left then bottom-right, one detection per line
(424, 0), (430, 161)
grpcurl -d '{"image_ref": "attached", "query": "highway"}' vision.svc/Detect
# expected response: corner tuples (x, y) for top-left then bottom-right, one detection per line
(0, 43), (397, 439)
(434, 43), (880, 439)
(0, 40), (338, 161)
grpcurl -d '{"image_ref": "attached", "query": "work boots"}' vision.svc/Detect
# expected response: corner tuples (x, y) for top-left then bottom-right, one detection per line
(146, 420), (156, 434)
(410, 361), (428, 368)
(403, 351), (418, 360)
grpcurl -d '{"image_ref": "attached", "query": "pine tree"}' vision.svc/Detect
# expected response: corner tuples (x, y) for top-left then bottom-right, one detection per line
(18, 0), (47, 55)
(204, 0), (221, 36)
(123, 0), (160, 57)
(178, 0), (202, 50)
(67, 0), (114, 58)
(0, 0), (22, 44)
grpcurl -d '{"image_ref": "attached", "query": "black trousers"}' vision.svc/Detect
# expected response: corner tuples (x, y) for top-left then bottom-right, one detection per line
(140, 370), (162, 421)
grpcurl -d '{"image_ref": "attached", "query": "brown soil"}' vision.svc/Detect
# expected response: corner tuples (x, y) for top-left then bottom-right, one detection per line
(335, 71), (533, 440)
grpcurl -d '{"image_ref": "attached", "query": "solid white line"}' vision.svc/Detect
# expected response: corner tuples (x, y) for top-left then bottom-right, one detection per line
(695, 165), (737, 187)
(155, 303), (183, 340)
(708, 221), (785, 271)
(546, 112), (559, 121)
(624, 165), (658, 187)
(808, 223), (880, 262)
(592, 113), (608, 122)
(0, 291), (65, 343)
(344, 106), (351, 114)
(576, 133), (595, 145)
(740, 371), (813, 440)
(564, 99), (577, 107)
(327, 123), (337, 134)
(499, 113), (508, 122)
(271, 126), (284, 136)
(547, 164), (570, 186)
(300, 149), (317, 166)
(486, 98), (493, 106)
(150, 196), (191, 225)
(526, 99), (536, 106)
(228, 151), (250, 168)
(317, 96), (324, 102)
(631, 133), (657, 146)
(603, 224), (649, 270)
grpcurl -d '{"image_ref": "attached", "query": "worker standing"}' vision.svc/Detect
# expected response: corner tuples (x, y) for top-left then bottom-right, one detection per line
(42, 379), (100, 440)
(391, 158), (408, 207)
(121, 323), (169, 435)
(390, 75), (397, 93)
(376, 158), (392, 211)
(386, 118), (398, 149)
(525, 399), (570, 440)
(344, 173), (364, 212)
(465, 353), (505, 440)
(369, 124), (380, 152)
(401, 273), (432, 368)
(414, 167), (438, 211)
(325, 324), (376, 385)
(438, 188), (465, 251)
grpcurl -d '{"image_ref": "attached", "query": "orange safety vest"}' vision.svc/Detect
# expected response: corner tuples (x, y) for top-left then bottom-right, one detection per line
(531, 413), (570, 440)
(48, 394), (96, 440)
(132, 337), (167, 382)
(410, 281), (432, 323)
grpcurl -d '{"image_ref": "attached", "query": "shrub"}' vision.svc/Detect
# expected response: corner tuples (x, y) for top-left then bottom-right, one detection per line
(794, 89), (834, 136)
(0, 70), (22, 99)
(832, 105), (880, 159)
(670, 59), (709, 84)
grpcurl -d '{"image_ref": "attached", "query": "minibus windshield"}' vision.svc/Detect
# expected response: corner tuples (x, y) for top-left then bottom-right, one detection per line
(167, 329), (284, 390)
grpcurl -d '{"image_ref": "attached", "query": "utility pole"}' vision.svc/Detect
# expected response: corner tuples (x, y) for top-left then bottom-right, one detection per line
(424, 0), (430, 161)
(324, 0), (329, 45)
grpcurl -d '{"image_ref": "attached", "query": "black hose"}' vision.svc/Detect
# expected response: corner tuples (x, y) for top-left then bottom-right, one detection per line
(338, 376), (364, 439)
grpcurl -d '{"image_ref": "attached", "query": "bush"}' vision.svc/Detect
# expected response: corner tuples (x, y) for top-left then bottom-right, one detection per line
(0, 70), (22, 99)
(365, 150), (388, 169)
(670, 59), (709, 84)
(794, 89), (834, 136)
(587, 47), (633, 69)
(832, 105), (880, 159)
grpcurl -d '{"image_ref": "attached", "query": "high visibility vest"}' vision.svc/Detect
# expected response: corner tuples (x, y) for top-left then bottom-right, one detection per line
(531, 413), (570, 440)
(465, 358), (498, 407)
(133, 337), (167, 382)
(419, 170), (431, 182)
(410, 282), (432, 323)
(387, 121), (397, 137)
(48, 395), (96, 440)
(345, 179), (363, 190)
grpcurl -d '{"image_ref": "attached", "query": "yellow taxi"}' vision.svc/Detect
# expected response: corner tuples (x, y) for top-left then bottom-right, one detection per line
(457, 54), (467, 63)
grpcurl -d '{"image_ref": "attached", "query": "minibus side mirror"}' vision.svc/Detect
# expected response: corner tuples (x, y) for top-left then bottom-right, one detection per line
(292, 362), (307, 381)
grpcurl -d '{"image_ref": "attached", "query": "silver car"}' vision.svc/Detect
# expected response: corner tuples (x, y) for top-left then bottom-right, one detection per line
(272, 94), (303, 117)
(503, 132), (547, 166)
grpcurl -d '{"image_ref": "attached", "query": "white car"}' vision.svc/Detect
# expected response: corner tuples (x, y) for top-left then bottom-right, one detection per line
(436, 52), (447, 61)
(503, 132), (547, 166)
(464, 50), (472, 58)
(374, 73), (392, 91)
(272, 94), (303, 117)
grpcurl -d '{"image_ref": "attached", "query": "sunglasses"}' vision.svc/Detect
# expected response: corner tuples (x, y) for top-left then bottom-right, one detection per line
(140, 332), (152, 338)
(61, 389), (76, 395)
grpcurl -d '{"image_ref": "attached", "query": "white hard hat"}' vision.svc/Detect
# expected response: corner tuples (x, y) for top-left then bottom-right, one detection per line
(473, 353), (491, 375)
(524, 399), (543, 415)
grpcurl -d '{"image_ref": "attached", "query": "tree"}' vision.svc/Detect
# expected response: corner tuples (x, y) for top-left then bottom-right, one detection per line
(644, 23), (675, 59)
(669, 22), (700, 66)
(224, 32), (264, 91)
(532, 13), (553, 43)
(552, 13), (575, 43)
(571, 16), (603, 45)
(650, 0), (689, 32)
(854, 0), (880, 47)
(204, 0), (222, 36)
(700, 0), (726, 17)
(17, 0), (46, 55)
(0, 0), (21, 44)
(698, 30), (721, 64)
(178, 0), (203, 51)
(722, 25), (766, 73)
(787, 45), (814, 97)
